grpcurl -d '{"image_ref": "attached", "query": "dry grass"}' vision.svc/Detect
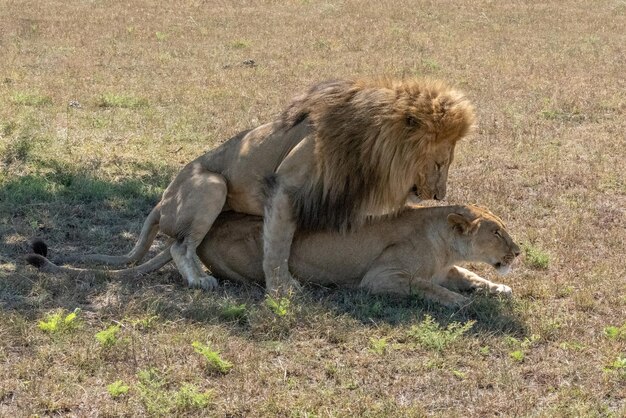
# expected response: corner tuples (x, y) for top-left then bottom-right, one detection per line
(1, 0), (625, 416)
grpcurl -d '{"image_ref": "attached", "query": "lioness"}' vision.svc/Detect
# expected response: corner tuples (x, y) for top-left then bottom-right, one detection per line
(27, 205), (520, 307)
(49, 78), (475, 293)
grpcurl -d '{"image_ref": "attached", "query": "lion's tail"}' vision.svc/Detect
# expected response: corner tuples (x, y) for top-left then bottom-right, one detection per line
(53, 204), (162, 266)
(25, 239), (174, 279)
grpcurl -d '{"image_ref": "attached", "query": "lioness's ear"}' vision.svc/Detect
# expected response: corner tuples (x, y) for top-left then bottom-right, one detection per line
(447, 213), (478, 235)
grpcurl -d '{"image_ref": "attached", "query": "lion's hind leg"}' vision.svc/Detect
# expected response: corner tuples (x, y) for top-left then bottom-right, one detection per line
(161, 169), (227, 290)
(442, 266), (512, 297)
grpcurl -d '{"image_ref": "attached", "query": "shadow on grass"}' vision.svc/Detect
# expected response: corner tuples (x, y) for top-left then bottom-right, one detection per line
(123, 276), (528, 338)
(0, 158), (176, 316)
(0, 159), (174, 213)
(0, 158), (526, 338)
(0, 158), (176, 255)
(1, 263), (527, 340)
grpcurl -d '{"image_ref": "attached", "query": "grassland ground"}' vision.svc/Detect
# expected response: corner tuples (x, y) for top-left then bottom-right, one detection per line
(1, 0), (625, 416)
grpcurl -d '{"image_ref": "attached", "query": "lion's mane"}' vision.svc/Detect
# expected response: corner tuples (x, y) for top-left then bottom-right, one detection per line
(281, 78), (476, 231)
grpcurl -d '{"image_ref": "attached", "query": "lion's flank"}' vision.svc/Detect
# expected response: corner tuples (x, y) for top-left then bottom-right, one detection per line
(283, 77), (476, 232)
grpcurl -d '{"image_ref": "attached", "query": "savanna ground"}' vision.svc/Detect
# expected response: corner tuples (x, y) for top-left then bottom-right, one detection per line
(0, 0), (625, 416)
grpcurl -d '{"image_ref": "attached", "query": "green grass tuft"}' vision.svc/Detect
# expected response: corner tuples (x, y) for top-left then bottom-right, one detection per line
(509, 350), (525, 362)
(265, 296), (291, 317)
(369, 337), (389, 355)
(95, 324), (121, 348)
(107, 380), (130, 398)
(523, 243), (550, 269)
(9, 91), (52, 106)
(230, 39), (251, 49)
(604, 324), (626, 341)
(38, 309), (81, 334)
(219, 302), (247, 321)
(192, 341), (233, 374)
(175, 383), (213, 410)
(407, 315), (474, 352)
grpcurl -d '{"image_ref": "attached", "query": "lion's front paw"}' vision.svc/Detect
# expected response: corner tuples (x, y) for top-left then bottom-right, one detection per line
(492, 283), (512, 297)
(190, 275), (219, 291)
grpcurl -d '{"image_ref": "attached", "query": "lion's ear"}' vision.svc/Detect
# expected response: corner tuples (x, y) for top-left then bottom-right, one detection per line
(406, 115), (421, 128)
(447, 213), (478, 235)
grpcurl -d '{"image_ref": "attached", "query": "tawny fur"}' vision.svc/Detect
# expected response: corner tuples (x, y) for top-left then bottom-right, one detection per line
(26, 205), (520, 308)
(34, 77), (476, 293)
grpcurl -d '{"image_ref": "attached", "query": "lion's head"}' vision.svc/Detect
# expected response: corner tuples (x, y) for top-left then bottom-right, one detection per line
(282, 77), (476, 231)
(447, 205), (520, 275)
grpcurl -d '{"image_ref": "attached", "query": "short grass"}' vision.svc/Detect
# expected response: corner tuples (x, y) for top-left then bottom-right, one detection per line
(1, 0), (625, 416)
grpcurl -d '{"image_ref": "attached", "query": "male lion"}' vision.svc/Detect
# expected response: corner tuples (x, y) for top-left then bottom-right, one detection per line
(27, 205), (520, 307)
(47, 78), (475, 293)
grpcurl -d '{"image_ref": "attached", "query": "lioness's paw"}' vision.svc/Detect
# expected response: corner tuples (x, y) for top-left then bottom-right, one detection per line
(493, 284), (512, 296)
(190, 275), (219, 291)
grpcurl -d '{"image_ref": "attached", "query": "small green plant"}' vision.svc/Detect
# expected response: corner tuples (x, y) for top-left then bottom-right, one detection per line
(192, 341), (233, 374)
(452, 370), (467, 380)
(523, 243), (550, 269)
(175, 383), (213, 410)
(603, 356), (626, 378)
(107, 380), (130, 398)
(136, 368), (171, 415)
(136, 370), (212, 414)
(407, 315), (474, 352)
(10, 91), (52, 106)
(130, 315), (159, 330)
(505, 334), (539, 362)
(265, 296), (290, 317)
(509, 350), (525, 362)
(155, 31), (167, 41)
(38, 309), (81, 334)
(607, 356), (626, 370)
(369, 337), (388, 355)
(97, 93), (148, 109)
(604, 324), (626, 341)
(95, 324), (121, 348)
(559, 341), (585, 351)
(220, 303), (247, 321)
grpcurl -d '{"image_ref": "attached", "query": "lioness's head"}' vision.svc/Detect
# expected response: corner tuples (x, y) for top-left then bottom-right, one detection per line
(447, 206), (520, 275)
(393, 80), (475, 202)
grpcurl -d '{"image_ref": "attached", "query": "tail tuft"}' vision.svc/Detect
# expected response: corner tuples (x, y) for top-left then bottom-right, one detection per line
(31, 239), (48, 257)
(25, 253), (48, 269)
